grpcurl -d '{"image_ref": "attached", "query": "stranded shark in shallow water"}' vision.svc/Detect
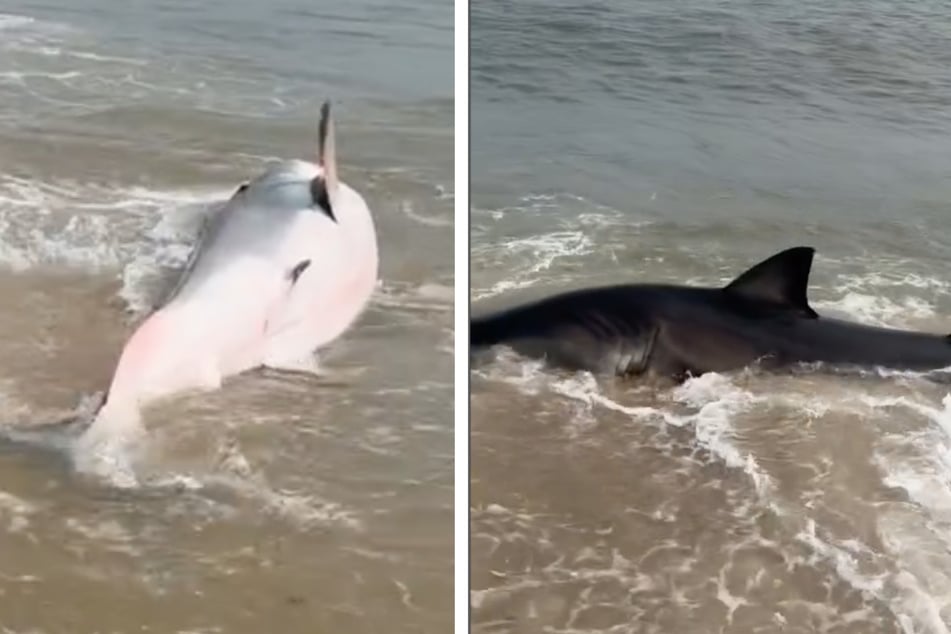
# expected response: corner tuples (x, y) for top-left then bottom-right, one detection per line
(471, 247), (951, 381)
(76, 101), (378, 466)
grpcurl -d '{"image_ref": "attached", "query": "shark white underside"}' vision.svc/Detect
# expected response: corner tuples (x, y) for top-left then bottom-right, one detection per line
(73, 103), (378, 478)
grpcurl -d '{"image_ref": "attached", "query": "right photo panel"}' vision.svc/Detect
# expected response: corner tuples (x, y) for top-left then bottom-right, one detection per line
(470, 2), (951, 633)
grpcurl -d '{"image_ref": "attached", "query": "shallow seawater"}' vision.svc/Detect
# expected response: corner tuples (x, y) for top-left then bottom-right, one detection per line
(0, 1), (453, 632)
(471, 1), (951, 632)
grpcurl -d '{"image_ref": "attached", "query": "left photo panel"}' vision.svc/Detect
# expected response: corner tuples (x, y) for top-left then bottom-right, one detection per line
(0, 0), (454, 632)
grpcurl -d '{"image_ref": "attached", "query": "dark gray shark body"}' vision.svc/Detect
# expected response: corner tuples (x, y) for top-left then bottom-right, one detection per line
(471, 247), (951, 380)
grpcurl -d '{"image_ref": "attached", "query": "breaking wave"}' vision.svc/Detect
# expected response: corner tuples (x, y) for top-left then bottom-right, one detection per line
(472, 199), (951, 632)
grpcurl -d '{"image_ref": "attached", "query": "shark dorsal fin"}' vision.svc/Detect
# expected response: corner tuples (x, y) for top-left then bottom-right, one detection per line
(724, 246), (818, 318)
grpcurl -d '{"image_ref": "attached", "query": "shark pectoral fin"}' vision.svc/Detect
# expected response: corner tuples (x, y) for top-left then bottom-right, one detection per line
(288, 259), (311, 285)
(619, 326), (659, 376)
(724, 246), (818, 318)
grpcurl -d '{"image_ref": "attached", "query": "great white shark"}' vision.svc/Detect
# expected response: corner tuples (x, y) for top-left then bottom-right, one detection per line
(471, 247), (951, 381)
(74, 101), (378, 469)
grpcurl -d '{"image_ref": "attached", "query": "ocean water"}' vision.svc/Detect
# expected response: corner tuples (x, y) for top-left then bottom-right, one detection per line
(470, 1), (951, 632)
(0, 1), (453, 632)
